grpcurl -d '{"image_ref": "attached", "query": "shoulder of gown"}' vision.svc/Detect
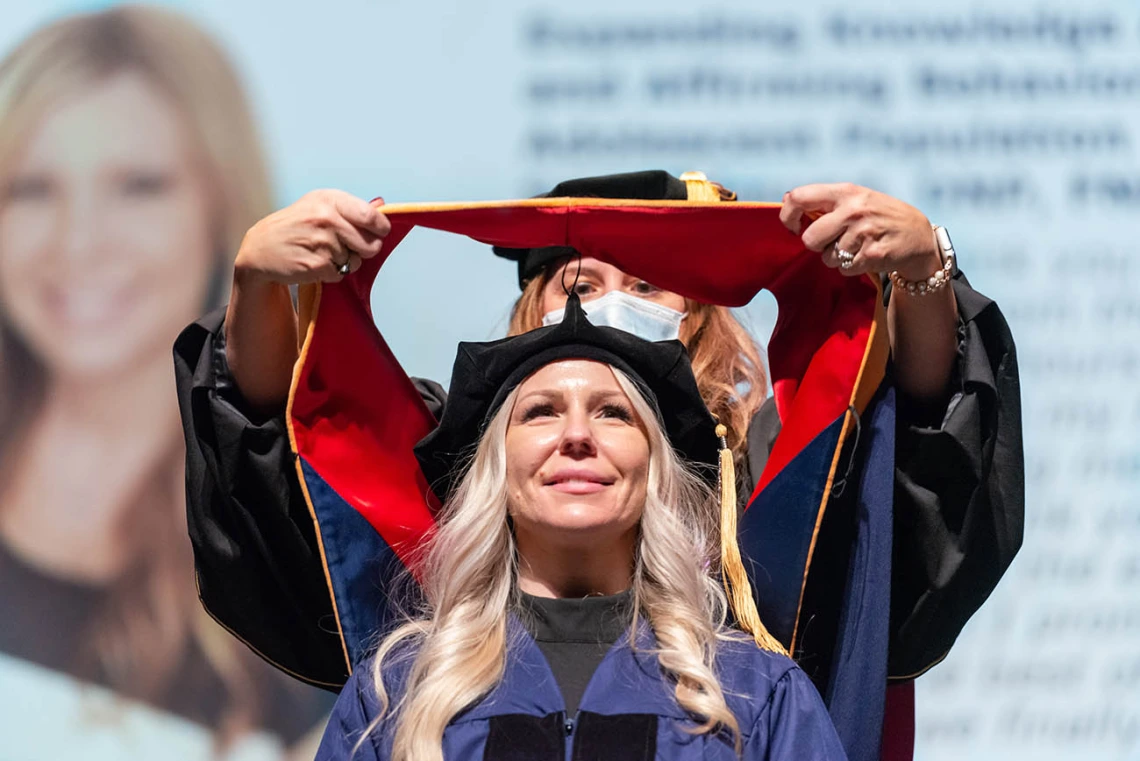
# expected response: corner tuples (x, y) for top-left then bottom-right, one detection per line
(174, 307), (445, 689)
(741, 269), (1024, 679)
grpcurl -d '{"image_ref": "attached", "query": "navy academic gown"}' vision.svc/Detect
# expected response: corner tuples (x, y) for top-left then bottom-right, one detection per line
(316, 620), (848, 761)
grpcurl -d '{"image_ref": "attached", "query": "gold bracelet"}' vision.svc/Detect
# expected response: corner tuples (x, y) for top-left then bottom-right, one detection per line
(889, 225), (955, 296)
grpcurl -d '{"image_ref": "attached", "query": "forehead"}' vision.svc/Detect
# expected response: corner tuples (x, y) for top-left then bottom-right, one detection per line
(515, 359), (625, 396)
(17, 71), (186, 171)
(546, 256), (628, 282)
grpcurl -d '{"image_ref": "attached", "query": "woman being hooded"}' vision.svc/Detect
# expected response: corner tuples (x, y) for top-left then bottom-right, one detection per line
(175, 172), (1022, 754)
(314, 292), (847, 761)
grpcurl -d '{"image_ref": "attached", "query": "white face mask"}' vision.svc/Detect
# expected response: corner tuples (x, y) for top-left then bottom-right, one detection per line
(542, 290), (688, 342)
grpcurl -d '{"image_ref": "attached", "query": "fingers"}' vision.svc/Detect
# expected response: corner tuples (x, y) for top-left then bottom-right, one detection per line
(294, 210), (369, 283)
(323, 252), (362, 283)
(300, 188), (390, 233)
(824, 228), (868, 276)
(788, 183), (852, 208)
(786, 182), (937, 279)
(779, 196), (806, 235)
(781, 183), (852, 234)
(331, 191), (391, 237)
(834, 228), (863, 261)
(295, 190), (389, 276)
(329, 192), (389, 258)
(800, 209), (848, 253)
(331, 216), (385, 260)
(339, 252), (363, 277)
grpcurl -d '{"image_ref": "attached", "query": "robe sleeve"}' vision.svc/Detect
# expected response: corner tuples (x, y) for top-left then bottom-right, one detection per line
(173, 307), (445, 689)
(315, 667), (385, 761)
(885, 271), (1023, 678)
(743, 270), (1024, 680)
(745, 668), (849, 760)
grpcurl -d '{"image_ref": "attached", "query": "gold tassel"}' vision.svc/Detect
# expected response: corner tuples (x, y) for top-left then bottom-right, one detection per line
(681, 170), (737, 202)
(716, 423), (788, 655)
(680, 170), (721, 202)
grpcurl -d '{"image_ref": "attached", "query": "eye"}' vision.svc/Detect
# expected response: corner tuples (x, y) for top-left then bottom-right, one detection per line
(520, 402), (556, 422)
(632, 281), (660, 296)
(118, 170), (175, 198)
(4, 174), (54, 203)
(599, 403), (634, 423)
(573, 281), (595, 297)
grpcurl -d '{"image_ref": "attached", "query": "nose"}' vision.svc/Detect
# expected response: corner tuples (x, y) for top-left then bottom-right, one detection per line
(557, 408), (597, 459)
(587, 278), (624, 302)
(57, 189), (103, 266)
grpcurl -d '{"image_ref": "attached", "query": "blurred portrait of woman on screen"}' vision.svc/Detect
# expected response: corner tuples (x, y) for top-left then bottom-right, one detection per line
(0, 5), (331, 756)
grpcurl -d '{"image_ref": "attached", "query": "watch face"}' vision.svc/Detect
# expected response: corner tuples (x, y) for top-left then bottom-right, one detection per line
(933, 226), (957, 274)
(934, 225), (954, 255)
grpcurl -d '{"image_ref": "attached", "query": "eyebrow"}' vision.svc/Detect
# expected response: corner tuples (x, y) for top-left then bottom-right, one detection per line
(514, 387), (631, 407)
(557, 262), (605, 281)
(587, 389), (632, 406)
(557, 262), (656, 289)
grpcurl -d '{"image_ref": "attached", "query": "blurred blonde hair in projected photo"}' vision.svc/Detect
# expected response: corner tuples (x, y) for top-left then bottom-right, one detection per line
(0, 4), (328, 754)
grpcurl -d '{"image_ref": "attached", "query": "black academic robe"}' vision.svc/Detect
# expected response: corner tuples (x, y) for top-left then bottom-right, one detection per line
(173, 272), (1021, 712)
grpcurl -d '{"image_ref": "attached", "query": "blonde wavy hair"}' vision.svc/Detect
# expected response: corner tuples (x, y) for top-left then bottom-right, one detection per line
(509, 269), (767, 463)
(0, 5), (280, 743)
(360, 366), (748, 761)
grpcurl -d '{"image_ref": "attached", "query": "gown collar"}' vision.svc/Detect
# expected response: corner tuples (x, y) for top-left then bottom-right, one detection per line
(454, 613), (688, 725)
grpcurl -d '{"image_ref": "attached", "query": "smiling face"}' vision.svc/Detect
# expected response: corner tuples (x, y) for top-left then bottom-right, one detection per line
(540, 257), (686, 316)
(504, 360), (651, 552)
(0, 71), (214, 380)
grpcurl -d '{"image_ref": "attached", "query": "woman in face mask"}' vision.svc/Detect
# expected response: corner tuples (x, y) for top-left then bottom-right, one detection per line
(179, 171), (1021, 760)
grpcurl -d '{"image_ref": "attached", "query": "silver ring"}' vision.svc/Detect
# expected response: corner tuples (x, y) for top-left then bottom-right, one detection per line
(337, 261), (350, 276)
(834, 244), (855, 270)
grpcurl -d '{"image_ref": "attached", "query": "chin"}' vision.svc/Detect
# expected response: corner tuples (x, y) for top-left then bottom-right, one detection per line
(535, 506), (636, 541)
(546, 518), (623, 536)
(33, 333), (162, 379)
(15, 296), (186, 380)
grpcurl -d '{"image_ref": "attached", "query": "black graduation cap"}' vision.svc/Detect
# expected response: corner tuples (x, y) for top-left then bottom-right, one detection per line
(413, 292), (720, 503)
(492, 170), (691, 289)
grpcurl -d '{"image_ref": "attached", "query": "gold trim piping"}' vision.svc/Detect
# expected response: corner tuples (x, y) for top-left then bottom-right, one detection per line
(378, 197), (782, 215)
(788, 276), (890, 651)
(194, 571), (345, 690)
(285, 281), (355, 676)
(888, 649), (951, 682)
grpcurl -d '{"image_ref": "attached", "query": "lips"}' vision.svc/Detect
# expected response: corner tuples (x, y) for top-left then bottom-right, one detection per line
(544, 468), (615, 495)
(41, 280), (139, 332)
